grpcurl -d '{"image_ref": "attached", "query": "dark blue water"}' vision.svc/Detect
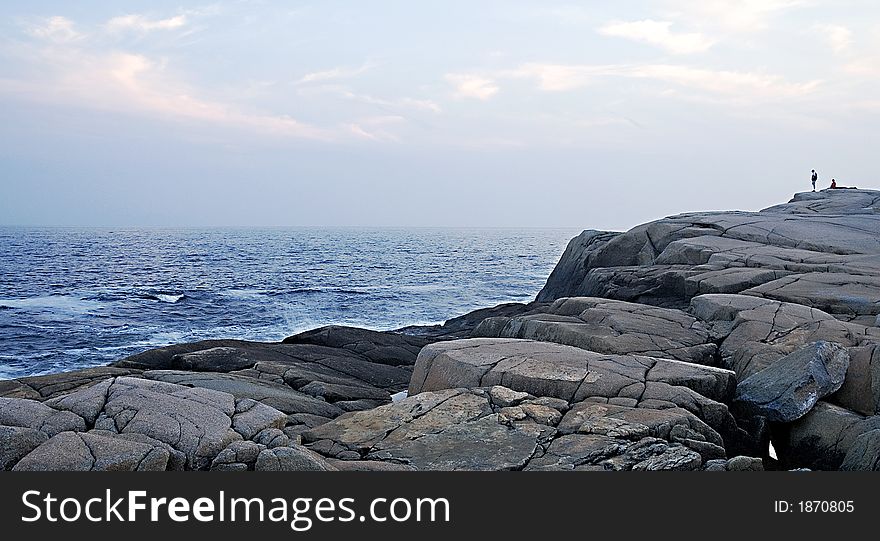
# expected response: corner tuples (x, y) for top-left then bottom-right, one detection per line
(0, 227), (577, 379)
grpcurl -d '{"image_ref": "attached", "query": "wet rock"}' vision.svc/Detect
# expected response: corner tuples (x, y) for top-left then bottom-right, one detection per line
(733, 341), (850, 422)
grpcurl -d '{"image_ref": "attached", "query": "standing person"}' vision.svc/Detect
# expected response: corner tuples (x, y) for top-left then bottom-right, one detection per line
(811, 170), (818, 191)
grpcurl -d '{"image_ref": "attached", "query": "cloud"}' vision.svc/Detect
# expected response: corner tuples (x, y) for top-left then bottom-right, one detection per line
(504, 62), (821, 102)
(508, 63), (617, 91)
(105, 14), (188, 33)
(598, 19), (715, 54)
(445, 74), (499, 100)
(666, 0), (805, 33)
(815, 24), (853, 53)
(630, 64), (821, 99)
(347, 115), (406, 142)
(25, 16), (82, 43)
(0, 44), (328, 140)
(296, 63), (374, 85)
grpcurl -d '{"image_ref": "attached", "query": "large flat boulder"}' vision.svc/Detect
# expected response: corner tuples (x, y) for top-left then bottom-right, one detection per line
(302, 386), (717, 471)
(409, 339), (736, 420)
(406, 338), (758, 455)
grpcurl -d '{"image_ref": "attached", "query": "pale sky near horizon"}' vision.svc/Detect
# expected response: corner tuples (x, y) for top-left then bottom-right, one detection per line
(1, 1), (878, 229)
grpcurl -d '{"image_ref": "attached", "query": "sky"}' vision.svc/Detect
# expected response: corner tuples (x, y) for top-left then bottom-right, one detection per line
(1, 0), (879, 229)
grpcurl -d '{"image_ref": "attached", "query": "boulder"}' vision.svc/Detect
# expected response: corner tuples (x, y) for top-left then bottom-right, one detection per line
(45, 378), (113, 425)
(13, 431), (170, 471)
(410, 339), (736, 424)
(92, 377), (243, 470)
(0, 397), (86, 436)
(232, 398), (287, 440)
(840, 429), (880, 470)
(557, 402), (725, 460)
(775, 401), (880, 470)
(690, 294), (878, 379)
(473, 296), (718, 365)
(210, 440), (264, 471)
(141, 370), (343, 417)
(745, 273), (880, 322)
(733, 341), (850, 422)
(830, 344), (880, 415)
(171, 347), (258, 372)
(302, 389), (548, 470)
(254, 445), (336, 471)
(0, 426), (48, 470)
(282, 326), (431, 366)
(525, 435), (703, 471)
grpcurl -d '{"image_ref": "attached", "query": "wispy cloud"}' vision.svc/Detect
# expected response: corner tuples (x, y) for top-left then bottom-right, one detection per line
(296, 62), (374, 85)
(445, 74), (499, 100)
(666, 0), (806, 33)
(0, 43), (329, 140)
(498, 62), (821, 102)
(105, 14), (188, 34)
(814, 24), (853, 53)
(598, 19), (715, 54)
(25, 16), (82, 43)
(508, 64), (615, 91)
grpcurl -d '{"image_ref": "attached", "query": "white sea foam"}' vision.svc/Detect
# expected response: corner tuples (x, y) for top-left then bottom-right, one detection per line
(0, 295), (103, 314)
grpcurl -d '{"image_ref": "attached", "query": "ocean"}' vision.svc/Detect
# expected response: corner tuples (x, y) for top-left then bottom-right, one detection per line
(0, 227), (579, 379)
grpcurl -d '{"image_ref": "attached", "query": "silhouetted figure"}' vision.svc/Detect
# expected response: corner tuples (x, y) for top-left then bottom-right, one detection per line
(830, 178), (837, 189)
(811, 170), (817, 191)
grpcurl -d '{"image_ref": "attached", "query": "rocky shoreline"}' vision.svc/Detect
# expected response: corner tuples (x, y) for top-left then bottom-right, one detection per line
(2, 188), (880, 471)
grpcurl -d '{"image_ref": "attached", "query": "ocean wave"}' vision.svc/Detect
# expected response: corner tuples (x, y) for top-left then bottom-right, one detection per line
(138, 292), (187, 303)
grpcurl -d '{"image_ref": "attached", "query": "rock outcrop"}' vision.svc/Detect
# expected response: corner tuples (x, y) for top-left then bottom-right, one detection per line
(536, 189), (880, 319)
(3, 188), (880, 470)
